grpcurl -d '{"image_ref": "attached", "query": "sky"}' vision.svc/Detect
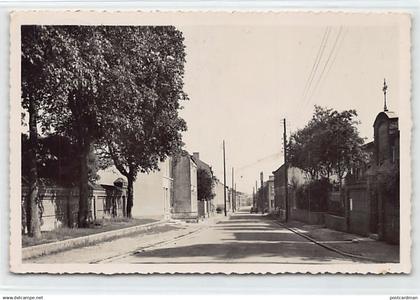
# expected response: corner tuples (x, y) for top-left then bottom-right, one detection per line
(177, 22), (401, 195)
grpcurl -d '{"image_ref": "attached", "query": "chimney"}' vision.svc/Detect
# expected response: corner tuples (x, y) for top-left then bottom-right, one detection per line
(193, 152), (200, 160)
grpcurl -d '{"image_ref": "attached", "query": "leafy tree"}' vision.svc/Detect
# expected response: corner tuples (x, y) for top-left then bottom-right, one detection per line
(21, 25), (188, 225)
(288, 106), (365, 184)
(22, 133), (99, 186)
(98, 26), (188, 218)
(197, 168), (215, 202)
(21, 26), (52, 237)
(22, 26), (111, 227)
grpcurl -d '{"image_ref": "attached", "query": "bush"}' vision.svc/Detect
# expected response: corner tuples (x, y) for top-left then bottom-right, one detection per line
(295, 178), (332, 212)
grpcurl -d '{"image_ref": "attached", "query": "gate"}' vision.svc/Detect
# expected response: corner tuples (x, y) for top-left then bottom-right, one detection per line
(347, 183), (370, 236)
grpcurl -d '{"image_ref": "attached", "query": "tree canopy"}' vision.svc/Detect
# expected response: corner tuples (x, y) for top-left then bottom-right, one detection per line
(21, 25), (188, 224)
(197, 168), (215, 202)
(288, 105), (366, 183)
(21, 133), (99, 186)
(98, 26), (188, 217)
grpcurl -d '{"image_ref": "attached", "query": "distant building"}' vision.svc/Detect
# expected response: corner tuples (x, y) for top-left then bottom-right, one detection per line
(267, 176), (275, 212)
(257, 176), (275, 213)
(272, 164), (308, 218)
(213, 178), (227, 213)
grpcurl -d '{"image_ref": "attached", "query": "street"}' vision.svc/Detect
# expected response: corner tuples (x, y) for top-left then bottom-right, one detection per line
(27, 208), (367, 264)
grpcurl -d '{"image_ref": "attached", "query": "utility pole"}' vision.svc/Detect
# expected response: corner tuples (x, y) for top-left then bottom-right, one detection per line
(223, 140), (227, 216)
(284, 118), (289, 223)
(235, 183), (238, 209)
(260, 171), (264, 214)
(255, 180), (258, 211)
(252, 187), (255, 208)
(232, 167), (235, 212)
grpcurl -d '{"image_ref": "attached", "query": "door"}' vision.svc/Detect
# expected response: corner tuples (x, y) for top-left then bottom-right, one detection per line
(348, 188), (370, 236)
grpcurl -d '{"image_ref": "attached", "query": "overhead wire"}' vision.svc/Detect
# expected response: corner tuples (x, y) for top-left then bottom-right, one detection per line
(306, 26), (344, 104)
(321, 27), (347, 93)
(301, 27), (331, 103)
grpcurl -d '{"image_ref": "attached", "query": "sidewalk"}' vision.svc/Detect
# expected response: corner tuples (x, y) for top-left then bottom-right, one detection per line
(25, 214), (226, 264)
(22, 218), (165, 260)
(284, 220), (399, 263)
(24, 213), (230, 262)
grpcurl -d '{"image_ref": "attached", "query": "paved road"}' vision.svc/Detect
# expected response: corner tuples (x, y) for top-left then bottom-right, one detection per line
(100, 211), (359, 264)
(27, 209), (363, 264)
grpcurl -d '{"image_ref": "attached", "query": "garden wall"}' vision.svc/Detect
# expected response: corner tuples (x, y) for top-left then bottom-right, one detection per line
(290, 208), (325, 225)
(324, 213), (347, 232)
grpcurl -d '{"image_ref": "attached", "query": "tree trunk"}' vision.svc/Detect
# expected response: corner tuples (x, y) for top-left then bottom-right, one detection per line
(126, 174), (134, 218)
(78, 143), (91, 228)
(27, 98), (41, 238)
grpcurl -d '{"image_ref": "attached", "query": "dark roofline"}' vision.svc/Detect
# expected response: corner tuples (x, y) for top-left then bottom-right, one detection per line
(190, 155), (213, 174)
(373, 111), (398, 127)
(272, 163), (285, 174)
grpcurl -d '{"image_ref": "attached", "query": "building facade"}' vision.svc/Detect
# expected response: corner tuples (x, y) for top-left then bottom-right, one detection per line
(213, 178), (227, 213)
(272, 164), (308, 215)
(97, 158), (173, 219)
(171, 152), (199, 220)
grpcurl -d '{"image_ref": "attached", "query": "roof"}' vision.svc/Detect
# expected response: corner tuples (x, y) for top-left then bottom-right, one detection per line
(89, 182), (106, 191)
(383, 111), (398, 119)
(362, 141), (374, 152)
(190, 155), (213, 175)
(272, 164), (285, 175)
(100, 184), (125, 192)
(373, 111), (399, 127)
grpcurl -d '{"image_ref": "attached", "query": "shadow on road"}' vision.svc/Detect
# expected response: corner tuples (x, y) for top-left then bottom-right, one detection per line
(132, 241), (349, 262)
(131, 212), (354, 263)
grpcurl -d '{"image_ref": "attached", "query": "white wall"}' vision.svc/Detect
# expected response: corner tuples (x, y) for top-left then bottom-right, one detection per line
(97, 159), (172, 219)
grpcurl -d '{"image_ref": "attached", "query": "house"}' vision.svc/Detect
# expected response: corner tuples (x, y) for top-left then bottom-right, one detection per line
(255, 177), (274, 213)
(272, 164), (309, 220)
(344, 110), (400, 243)
(373, 111), (400, 244)
(266, 176), (275, 212)
(171, 151), (199, 221)
(97, 158), (173, 220)
(213, 178), (227, 213)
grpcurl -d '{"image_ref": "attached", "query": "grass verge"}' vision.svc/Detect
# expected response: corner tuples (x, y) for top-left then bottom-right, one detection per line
(22, 217), (158, 248)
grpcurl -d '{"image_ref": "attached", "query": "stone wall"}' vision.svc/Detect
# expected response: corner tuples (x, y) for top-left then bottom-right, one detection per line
(21, 182), (124, 232)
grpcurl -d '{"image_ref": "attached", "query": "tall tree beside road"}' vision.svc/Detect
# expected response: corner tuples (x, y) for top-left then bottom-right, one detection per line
(21, 25), (188, 225)
(197, 169), (215, 202)
(23, 26), (111, 228)
(101, 26), (188, 218)
(288, 105), (365, 183)
(21, 26), (53, 237)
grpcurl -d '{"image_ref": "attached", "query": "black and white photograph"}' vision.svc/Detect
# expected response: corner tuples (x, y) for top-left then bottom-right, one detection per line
(9, 11), (411, 274)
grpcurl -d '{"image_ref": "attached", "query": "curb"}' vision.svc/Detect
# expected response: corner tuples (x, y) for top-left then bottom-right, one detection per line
(274, 220), (392, 263)
(22, 220), (167, 260)
(91, 225), (206, 263)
